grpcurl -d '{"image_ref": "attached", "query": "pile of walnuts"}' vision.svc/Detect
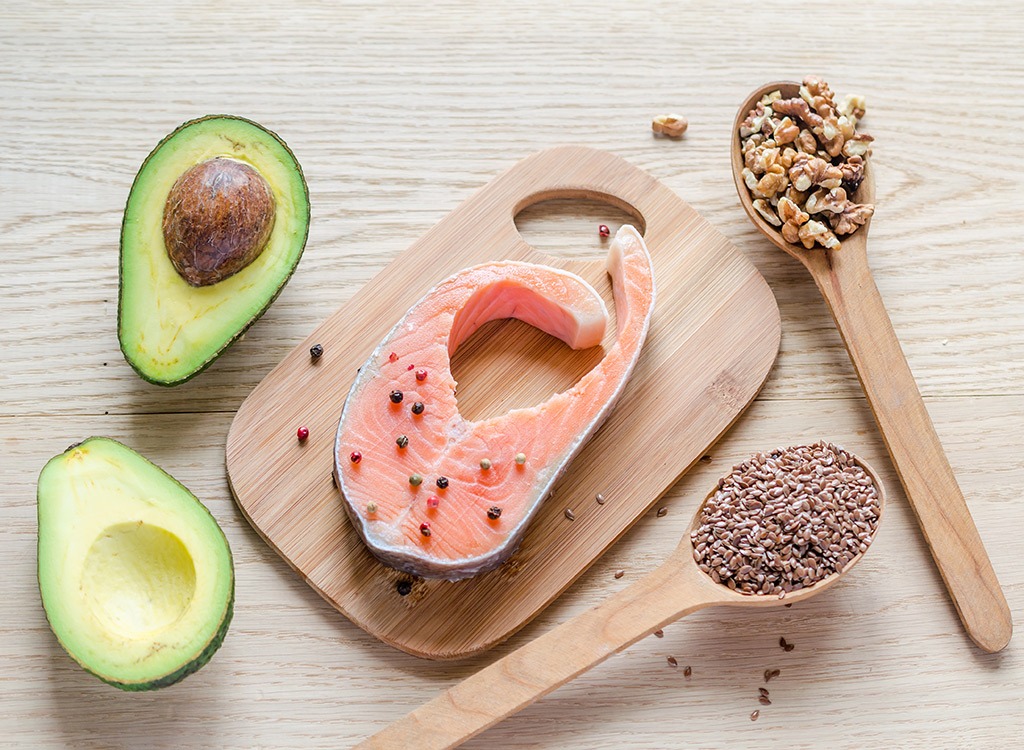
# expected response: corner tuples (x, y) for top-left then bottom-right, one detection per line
(739, 76), (875, 250)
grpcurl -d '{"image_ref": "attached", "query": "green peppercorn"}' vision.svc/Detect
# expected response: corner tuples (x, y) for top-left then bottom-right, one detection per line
(409, 474), (423, 487)
(480, 458), (492, 470)
(515, 452), (526, 465)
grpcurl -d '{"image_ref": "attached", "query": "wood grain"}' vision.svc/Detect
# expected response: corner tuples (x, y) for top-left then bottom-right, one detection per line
(225, 146), (780, 658)
(2, 1), (1022, 748)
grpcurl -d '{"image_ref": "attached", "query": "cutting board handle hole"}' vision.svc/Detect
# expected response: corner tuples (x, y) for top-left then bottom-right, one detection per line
(513, 194), (645, 260)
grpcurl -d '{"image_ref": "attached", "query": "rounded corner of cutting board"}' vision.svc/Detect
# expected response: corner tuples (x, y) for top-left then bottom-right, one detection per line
(224, 147), (784, 660)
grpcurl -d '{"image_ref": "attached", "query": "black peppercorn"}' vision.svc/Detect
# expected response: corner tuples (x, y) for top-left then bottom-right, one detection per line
(411, 401), (425, 415)
(436, 476), (449, 489)
(310, 343), (324, 359)
(396, 580), (412, 596)
(396, 435), (409, 449)
(487, 506), (502, 520)
(389, 390), (404, 404)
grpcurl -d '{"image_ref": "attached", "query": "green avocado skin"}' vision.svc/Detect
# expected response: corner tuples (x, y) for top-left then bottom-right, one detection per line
(38, 437), (236, 691)
(118, 115), (311, 386)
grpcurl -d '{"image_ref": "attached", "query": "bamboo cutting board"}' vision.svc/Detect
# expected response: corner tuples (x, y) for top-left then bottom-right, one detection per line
(225, 146), (781, 659)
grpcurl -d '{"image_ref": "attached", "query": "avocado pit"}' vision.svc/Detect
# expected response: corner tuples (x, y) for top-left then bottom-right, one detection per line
(162, 158), (276, 286)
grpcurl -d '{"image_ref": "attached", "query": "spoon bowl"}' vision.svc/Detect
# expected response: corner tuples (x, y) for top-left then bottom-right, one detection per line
(729, 81), (1011, 654)
(359, 445), (887, 750)
(730, 80), (875, 263)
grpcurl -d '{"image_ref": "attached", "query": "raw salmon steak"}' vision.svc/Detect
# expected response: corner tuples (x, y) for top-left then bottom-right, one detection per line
(334, 225), (655, 580)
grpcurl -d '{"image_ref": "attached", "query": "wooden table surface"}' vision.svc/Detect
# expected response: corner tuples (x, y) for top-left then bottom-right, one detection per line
(2, 2), (1022, 748)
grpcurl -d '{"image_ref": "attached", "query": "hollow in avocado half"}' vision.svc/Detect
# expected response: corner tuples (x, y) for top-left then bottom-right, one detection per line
(119, 115), (310, 385)
(37, 437), (234, 690)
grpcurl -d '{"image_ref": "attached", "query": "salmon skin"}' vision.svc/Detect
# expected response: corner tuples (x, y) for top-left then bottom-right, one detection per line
(334, 225), (655, 580)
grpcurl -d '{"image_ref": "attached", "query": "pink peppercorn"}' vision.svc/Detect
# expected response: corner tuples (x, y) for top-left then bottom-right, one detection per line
(598, 224), (610, 238)
(415, 368), (427, 382)
(350, 451), (362, 463)
(427, 495), (440, 509)
(297, 426), (309, 441)
(420, 523), (432, 537)
(389, 352), (398, 363)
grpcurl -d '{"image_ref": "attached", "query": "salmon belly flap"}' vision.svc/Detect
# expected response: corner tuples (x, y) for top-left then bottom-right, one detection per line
(334, 225), (656, 580)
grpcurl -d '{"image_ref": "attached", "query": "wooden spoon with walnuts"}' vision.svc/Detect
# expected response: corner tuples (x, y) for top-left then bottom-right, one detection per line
(731, 80), (1011, 654)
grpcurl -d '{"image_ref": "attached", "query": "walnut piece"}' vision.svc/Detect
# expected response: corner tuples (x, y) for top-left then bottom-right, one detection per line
(798, 219), (841, 250)
(839, 94), (867, 121)
(773, 117), (800, 145)
(756, 164), (788, 198)
(842, 133), (874, 158)
(789, 155), (843, 192)
(805, 187), (848, 214)
(752, 199), (782, 226)
(653, 114), (688, 138)
(830, 202), (875, 234)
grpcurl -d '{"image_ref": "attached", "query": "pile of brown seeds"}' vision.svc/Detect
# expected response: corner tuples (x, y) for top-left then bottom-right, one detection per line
(690, 441), (880, 596)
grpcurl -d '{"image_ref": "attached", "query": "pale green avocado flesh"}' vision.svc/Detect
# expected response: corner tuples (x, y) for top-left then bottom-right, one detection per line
(37, 437), (234, 690)
(119, 115), (310, 385)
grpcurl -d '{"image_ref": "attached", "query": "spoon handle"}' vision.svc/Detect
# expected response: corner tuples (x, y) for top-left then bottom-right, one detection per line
(805, 245), (1011, 653)
(355, 560), (716, 750)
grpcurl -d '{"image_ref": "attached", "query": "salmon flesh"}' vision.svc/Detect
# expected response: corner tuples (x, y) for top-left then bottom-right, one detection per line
(334, 225), (655, 580)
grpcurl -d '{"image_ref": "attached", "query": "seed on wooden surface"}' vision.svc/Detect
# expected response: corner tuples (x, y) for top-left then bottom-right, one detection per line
(683, 665), (692, 678)
(779, 637), (788, 650)
(764, 669), (781, 683)
(396, 579), (412, 596)
(598, 224), (610, 238)
(700, 454), (713, 463)
(666, 656), (678, 667)
(784, 643), (795, 652)
(759, 687), (770, 698)
(653, 629), (664, 638)
(296, 426), (309, 441)
(657, 507), (668, 517)
(331, 473), (337, 488)
(564, 508), (576, 521)
(750, 710), (760, 721)
(310, 343), (324, 359)
(759, 696), (772, 706)
(614, 569), (624, 579)
(595, 493), (606, 504)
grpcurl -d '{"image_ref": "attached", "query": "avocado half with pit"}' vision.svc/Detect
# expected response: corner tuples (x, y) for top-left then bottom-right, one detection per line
(37, 437), (234, 690)
(119, 115), (310, 385)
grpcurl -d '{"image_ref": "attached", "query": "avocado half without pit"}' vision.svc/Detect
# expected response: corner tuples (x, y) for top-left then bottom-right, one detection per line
(119, 115), (310, 385)
(37, 438), (234, 690)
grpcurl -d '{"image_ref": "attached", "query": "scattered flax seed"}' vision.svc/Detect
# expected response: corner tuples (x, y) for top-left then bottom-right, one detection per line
(690, 442), (880, 597)
(564, 508), (576, 521)
(653, 629), (664, 638)
(700, 454), (713, 463)
(666, 656), (678, 668)
(656, 507), (668, 517)
(595, 493), (606, 505)
(759, 696), (772, 706)
(779, 637), (795, 652)
(750, 710), (760, 722)
(764, 669), (781, 683)
(683, 665), (692, 678)
(614, 569), (625, 579)
(331, 473), (337, 488)
(758, 688), (770, 698)
(779, 637), (788, 650)
(784, 643), (795, 652)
